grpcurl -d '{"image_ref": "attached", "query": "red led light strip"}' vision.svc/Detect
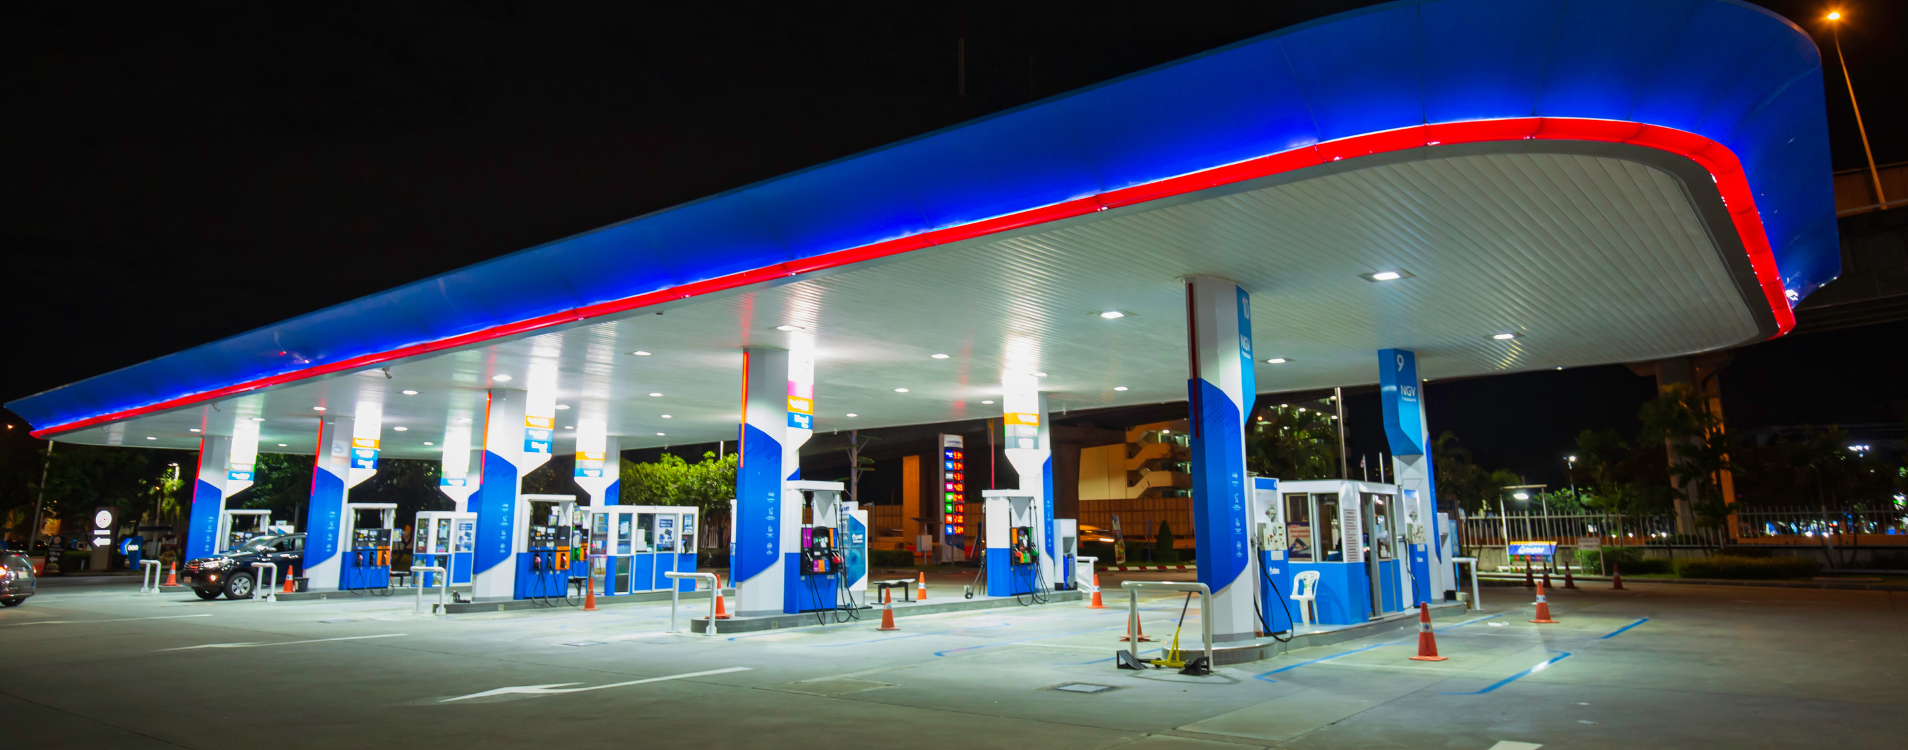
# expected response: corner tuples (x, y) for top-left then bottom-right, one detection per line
(35, 117), (1791, 438)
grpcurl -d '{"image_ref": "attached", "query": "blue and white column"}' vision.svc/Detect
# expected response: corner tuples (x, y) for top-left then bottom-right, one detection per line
(573, 419), (621, 506)
(185, 418), (258, 561)
(1185, 276), (1258, 643)
(734, 347), (790, 617)
(470, 377), (556, 600)
(437, 413), (480, 511)
(302, 415), (350, 588)
(1380, 349), (1444, 605)
(1000, 372), (1056, 587)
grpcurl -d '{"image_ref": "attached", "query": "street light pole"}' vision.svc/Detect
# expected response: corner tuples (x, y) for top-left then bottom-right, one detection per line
(1827, 11), (1888, 210)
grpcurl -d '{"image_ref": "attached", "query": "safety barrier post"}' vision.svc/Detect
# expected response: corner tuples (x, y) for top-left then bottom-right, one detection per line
(1119, 580), (1213, 673)
(1076, 556), (1098, 605)
(250, 562), (278, 602)
(411, 565), (447, 615)
(1452, 556), (1481, 610)
(139, 559), (162, 594)
(664, 571), (718, 636)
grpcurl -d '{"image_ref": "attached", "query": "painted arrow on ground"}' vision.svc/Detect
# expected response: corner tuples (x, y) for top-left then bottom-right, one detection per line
(440, 667), (751, 703)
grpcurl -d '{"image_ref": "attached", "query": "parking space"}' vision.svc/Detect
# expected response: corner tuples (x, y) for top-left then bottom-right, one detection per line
(3, 576), (1903, 749)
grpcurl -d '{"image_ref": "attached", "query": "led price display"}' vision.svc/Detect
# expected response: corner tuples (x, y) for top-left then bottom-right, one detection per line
(939, 434), (965, 538)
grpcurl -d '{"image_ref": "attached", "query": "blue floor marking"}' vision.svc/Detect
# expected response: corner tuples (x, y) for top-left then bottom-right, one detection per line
(811, 623), (1010, 647)
(1439, 650), (1572, 694)
(1598, 618), (1649, 639)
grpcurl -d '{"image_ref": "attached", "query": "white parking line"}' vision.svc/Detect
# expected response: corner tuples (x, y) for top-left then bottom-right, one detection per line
(6, 614), (213, 627)
(1489, 742), (1542, 750)
(159, 633), (407, 651)
(440, 666), (751, 703)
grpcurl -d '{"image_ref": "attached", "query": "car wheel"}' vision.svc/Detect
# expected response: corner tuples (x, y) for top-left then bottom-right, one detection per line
(1, 597), (22, 607)
(224, 572), (255, 600)
(192, 588), (223, 600)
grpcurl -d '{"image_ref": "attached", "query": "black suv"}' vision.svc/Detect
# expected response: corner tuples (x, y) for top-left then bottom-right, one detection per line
(179, 533), (305, 600)
(1, 553), (34, 606)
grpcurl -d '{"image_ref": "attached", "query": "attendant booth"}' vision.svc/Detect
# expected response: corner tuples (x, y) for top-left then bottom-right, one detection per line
(215, 509), (274, 554)
(1256, 479), (1411, 626)
(413, 510), (477, 588)
(586, 505), (699, 596)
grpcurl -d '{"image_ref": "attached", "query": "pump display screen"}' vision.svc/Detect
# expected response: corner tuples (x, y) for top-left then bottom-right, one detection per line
(801, 527), (836, 575)
(1009, 526), (1037, 565)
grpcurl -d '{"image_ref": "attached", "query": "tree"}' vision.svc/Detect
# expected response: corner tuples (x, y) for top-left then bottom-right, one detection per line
(1639, 383), (1727, 533)
(621, 451), (737, 549)
(1247, 405), (1339, 480)
(1153, 520), (1177, 564)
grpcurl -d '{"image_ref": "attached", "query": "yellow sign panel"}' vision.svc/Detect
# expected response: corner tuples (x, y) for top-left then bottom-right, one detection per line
(786, 396), (813, 415)
(575, 451), (604, 462)
(524, 415), (554, 429)
(351, 437), (380, 450)
(1004, 412), (1039, 427)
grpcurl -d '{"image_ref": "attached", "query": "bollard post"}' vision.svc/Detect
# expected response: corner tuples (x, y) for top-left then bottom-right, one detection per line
(250, 562), (278, 602)
(411, 566), (446, 615)
(140, 559), (163, 594)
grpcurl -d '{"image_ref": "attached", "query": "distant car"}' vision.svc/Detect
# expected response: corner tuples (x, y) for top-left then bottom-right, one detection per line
(179, 534), (305, 600)
(2, 553), (35, 606)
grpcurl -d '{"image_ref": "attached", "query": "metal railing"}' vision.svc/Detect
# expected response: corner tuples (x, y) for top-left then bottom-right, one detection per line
(664, 571), (719, 636)
(1120, 580), (1211, 672)
(249, 562), (278, 602)
(139, 560), (163, 594)
(411, 566), (448, 615)
(1459, 506), (1908, 550)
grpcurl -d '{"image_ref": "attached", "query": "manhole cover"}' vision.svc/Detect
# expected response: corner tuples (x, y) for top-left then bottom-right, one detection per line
(1050, 683), (1119, 694)
(561, 641), (607, 648)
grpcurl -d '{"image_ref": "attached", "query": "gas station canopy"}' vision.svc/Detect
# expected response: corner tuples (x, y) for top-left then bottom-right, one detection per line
(9, 0), (1838, 458)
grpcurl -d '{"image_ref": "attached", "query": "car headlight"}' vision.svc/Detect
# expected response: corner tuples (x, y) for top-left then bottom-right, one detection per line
(202, 558), (233, 569)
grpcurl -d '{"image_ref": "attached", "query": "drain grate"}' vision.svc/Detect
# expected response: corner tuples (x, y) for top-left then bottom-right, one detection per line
(561, 641), (607, 648)
(1050, 683), (1119, 694)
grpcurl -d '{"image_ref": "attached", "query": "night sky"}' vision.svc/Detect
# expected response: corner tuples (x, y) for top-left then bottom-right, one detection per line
(4, 1), (1902, 486)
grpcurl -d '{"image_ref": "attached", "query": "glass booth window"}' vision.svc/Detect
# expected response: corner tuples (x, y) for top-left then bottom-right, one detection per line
(635, 514), (656, 552)
(1314, 493), (1343, 561)
(1367, 493), (1393, 560)
(1283, 493), (1313, 561)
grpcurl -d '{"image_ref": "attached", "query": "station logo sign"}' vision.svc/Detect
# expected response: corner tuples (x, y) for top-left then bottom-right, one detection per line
(786, 395), (813, 430)
(574, 450), (605, 478)
(523, 415), (553, 455)
(350, 437), (380, 470)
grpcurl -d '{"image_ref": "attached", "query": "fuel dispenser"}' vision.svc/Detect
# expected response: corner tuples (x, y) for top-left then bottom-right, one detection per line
(1271, 479), (1409, 625)
(340, 503), (397, 591)
(784, 480), (855, 615)
(216, 510), (273, 553)
(982, 489), (1049, 600)
(413, 510), (477, 589)
(515, 494), (577, 602)
(1250, 477), (1296, 634)
(1054, 518), (1079, 590)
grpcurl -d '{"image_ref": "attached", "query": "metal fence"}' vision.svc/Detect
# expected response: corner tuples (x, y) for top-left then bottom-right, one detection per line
(1460, 505), (1908, 550)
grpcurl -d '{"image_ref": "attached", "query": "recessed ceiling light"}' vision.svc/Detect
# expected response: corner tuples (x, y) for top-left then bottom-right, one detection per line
(251, 417), (266, 422)
(649, 392), (663, 397)
(1114, 386), (1129, 391)
(393, 426), (408, 432)
(656, 432), (666, 436)
(1034, 372), (1048, 378)
(555, 404), (570, 410)
(894, 388), (909, 393)
(931, 353), (950, 359)
(981, 400), (995, 405)
(190, 428), (202, 433)
(563, 425), (573, 430)
(146, 436), (157, 440)
(401, 390), (418, 395)
(1491, 333), (1519, 340)
(661, 415), (673, 419)
(1359, 269), (1414, 282)
(846, 413), (858, 417)
(278, 443), (288, 447)
(1265, 358), (1289, 364)
(312, 406), (326, 411)
(1098, 311), (1126, 319)
(630, 350), (652, 356)
(492, 374), (513, 382)
(423, 441), (434, 446)
(774, 324), (804, 332)
(1556, 366), (1564, 370)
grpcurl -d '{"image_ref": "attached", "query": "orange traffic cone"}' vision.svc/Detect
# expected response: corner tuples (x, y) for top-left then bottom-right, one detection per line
(1086, 574), (1105, 609)
(916, 572), (927, 601)
(1119, 612), (1156, 642)
(1408, 603), (1448, 661)
(282, 572), (296, 594)
(1530, 581), (1559, 624)
(583, 559), (598, 612)
(711, 573), (732, 619)
(1563, 566), (1577, 590)
(1611, 564), (1625, 591)
(1542, 569), (1552, 591)
(1524, 564), (1535, 588)
(877, 588), (899, 631)
(164, 562), (179, 587)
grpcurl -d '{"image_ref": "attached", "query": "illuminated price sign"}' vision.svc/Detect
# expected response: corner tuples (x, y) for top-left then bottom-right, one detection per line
(939, 434), (965, 538)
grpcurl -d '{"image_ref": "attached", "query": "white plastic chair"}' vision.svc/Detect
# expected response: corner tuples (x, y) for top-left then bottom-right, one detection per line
(1289, 570), (1321, 627)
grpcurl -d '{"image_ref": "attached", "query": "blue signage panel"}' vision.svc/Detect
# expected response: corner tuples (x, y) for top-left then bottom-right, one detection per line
(1378, 348), (1426, 456)
(1509, 541), (1557, 557)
